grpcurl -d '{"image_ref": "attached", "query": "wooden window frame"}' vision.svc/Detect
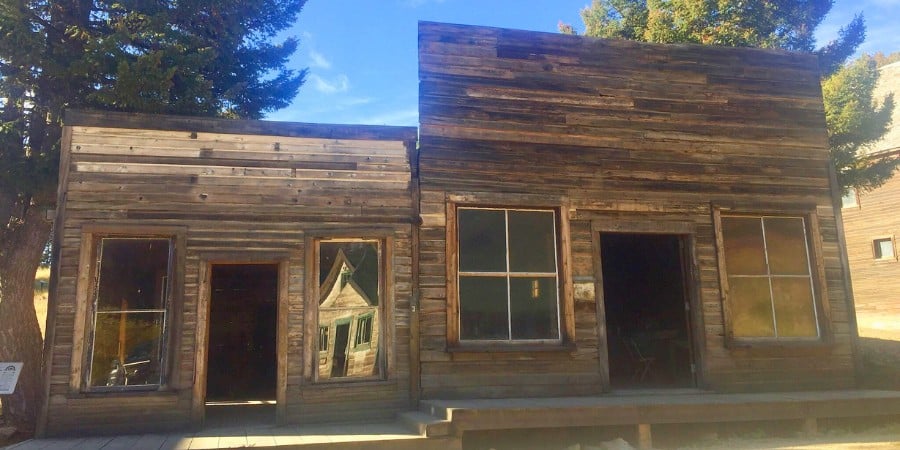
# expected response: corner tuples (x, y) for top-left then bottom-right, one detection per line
(306, 234), (392, 384)
(446, 194), (575, 352)
(713, 206), (832, 348)
(71, 225), (186, 394)
(872, 235), (897, 262)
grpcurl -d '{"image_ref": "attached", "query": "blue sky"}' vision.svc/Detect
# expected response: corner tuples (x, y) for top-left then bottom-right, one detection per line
(267, 0), (900, 126)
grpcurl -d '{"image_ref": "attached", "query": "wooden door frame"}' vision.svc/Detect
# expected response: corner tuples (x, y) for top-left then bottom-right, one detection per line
(590, 220), (705, 391)
(191, 254), (290, 428)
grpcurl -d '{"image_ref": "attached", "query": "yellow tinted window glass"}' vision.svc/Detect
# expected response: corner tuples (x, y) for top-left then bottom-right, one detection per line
(721, 217), (767, 275)
(763, 217), (810, 276)
(728, 277), (775, 338)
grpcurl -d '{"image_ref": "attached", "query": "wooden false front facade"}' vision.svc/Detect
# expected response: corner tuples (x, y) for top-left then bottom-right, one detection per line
(39, 21), (859, 438)
(40, 110), (418, 435)
(416, 21), (856, 397)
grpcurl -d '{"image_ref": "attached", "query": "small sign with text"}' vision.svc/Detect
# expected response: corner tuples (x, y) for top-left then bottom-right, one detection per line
(0, 363), (23, 395)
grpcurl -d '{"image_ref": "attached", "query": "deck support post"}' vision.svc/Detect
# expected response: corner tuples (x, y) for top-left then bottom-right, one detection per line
(637, 423), (652, 449)
(802, 417), (818, 437)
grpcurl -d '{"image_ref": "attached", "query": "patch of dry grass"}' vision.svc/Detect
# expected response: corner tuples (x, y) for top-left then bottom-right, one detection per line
(34, 266), (50, 338)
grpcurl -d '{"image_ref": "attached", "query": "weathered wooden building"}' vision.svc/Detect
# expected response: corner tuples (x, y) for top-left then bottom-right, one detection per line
(38, 111), (418, 435)
(37, 21), (872, 442)
(416, 21), (855, 396)
(841, 61), (900, 318)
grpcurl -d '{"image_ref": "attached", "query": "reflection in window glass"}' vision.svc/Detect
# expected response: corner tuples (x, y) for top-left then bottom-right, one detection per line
(317, 241), (381, 380)
(720, 216), (818, 339)
(459, 276), (509, 340)
(89, 238), (172, 388)
(458, 209), (506, 272)
(458, 208), (560, 342)
(318, 326), (329, 352)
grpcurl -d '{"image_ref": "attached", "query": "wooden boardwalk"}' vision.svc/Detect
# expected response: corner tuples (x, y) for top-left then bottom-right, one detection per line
(11, 390), (900, 449)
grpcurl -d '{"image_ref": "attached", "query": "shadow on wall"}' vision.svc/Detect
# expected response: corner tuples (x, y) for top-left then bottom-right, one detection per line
(858, 337), (900, 389)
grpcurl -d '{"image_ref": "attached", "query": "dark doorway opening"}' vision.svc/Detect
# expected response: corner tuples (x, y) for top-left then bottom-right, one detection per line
(331, 321), (351, 378)
(206, 264), (278, 403)
(600, 233), (695, 389)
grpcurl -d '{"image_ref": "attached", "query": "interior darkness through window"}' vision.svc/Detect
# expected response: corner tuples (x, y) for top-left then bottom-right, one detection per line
(601, 233), (694, 389)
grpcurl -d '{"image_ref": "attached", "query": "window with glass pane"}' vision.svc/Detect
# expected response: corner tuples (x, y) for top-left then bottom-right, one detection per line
(720, 216), (819, 339)
(841, 189), (858, 208)
(89, 238), (172, 388)
(458, 208), (560, 342)
(874, 238), (895, 260)
(317, 240), (381, 380)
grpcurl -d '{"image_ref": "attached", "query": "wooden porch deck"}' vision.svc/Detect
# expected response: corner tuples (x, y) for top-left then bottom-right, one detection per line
(10, 390), (900, 449)
(413, 389), (900, 448)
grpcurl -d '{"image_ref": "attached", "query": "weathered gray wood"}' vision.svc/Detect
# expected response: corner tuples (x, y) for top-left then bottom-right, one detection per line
(416, 21), (853, 399)
(42, 114), (417, 436)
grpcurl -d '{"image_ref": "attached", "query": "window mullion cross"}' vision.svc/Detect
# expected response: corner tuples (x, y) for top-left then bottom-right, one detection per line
(504, 210), (513, 341)
(760, 217), (779, 338)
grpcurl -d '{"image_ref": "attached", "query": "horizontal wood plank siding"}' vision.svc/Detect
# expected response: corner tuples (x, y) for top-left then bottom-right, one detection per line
(843, 173), (900, 314)
(417, 22), (854, 398)
(43, 112), (417, 436)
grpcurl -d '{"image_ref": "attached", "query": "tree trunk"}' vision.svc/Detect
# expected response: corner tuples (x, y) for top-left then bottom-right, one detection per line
(0, 205), (51, 433)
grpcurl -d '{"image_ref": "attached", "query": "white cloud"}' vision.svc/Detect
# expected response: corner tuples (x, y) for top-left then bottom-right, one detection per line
(309, 50), (331, 69)
(309, 74), (350, 94)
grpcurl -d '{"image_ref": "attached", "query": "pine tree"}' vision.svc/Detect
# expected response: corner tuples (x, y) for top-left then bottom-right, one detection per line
(561, 0), (896, 192)
(824, 56), (895, 191)
(0, 0), (307, 432)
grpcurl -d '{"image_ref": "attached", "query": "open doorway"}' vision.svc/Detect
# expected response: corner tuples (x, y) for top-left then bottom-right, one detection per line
(206, 264), (278, 409)
(600, 233), (695, 389)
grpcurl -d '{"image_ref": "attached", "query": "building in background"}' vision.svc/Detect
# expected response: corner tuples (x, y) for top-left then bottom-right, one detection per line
(842, 61), (900, 325)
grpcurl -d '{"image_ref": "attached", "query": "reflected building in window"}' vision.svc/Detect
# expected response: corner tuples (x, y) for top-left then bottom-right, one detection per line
(317, 242), (381, 380)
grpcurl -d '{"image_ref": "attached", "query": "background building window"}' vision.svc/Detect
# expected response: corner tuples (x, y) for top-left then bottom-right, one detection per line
(874, 238), (895, 260)
(88, 238), (173, 388)
(720, 216), (819, 339)
(841, 189), (859, 208)
(457, 208), (560, 342)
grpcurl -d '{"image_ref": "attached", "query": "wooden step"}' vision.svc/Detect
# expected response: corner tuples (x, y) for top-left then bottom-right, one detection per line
(398, 411), (451, 437)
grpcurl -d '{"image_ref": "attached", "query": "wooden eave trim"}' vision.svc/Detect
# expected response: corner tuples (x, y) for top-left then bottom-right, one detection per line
(63, 109), (419, 142)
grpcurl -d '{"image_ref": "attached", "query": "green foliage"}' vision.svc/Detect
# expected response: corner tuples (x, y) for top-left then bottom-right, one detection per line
(560, 0), (894, 192)
(564, 0), (862, 77)
(823, 56), (896, 191)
